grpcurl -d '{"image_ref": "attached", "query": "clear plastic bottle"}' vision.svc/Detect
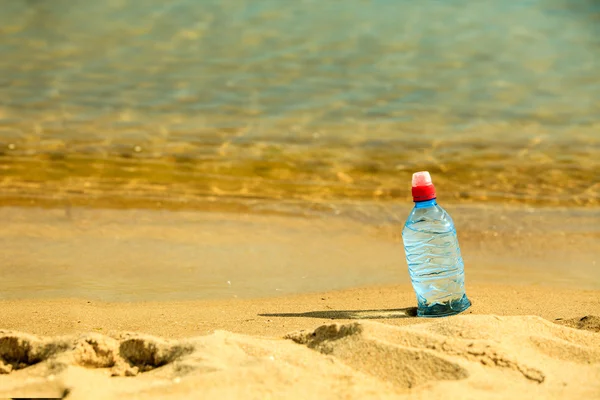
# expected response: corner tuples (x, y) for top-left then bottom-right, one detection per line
(402, 171), (471, 317)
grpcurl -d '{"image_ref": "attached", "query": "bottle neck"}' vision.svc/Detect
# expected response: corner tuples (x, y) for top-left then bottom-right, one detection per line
(414, 198), (437, 208)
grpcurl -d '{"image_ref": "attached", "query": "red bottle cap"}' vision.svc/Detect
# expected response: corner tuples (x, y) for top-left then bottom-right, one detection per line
(411, 171), (436, 201)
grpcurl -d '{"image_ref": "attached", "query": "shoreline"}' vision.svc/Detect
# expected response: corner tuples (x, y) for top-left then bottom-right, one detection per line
(1, 204), (598, 303)
(1, 194), (599, 215)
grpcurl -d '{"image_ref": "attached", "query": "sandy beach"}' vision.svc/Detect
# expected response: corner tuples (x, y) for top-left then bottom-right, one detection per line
(1, 284), (599, 399)
(1, 205), (600, 399)
(2, 1), (599, 398)
(2, 8), (600, 393)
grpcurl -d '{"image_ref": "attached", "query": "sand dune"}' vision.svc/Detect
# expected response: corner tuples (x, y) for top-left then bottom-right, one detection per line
(1, 315), (598, 399)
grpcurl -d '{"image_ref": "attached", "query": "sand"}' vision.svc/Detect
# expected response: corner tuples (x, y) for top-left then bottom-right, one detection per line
(1, 206), (598, 398)
(2, 206), (599, 303)
(1, 284), (599, 399)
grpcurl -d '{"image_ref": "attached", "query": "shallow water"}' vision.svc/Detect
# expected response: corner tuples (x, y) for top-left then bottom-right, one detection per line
(0, 0), (599, 210)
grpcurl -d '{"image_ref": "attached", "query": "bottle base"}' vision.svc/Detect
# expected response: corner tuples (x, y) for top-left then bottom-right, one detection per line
(417, 294), (471, 318)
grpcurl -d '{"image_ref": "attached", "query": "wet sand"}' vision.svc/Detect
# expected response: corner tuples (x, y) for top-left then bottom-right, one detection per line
(1, 205), (598, 302)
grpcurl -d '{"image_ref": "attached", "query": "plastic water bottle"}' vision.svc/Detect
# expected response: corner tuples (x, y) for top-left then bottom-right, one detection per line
(402, 171), (471, 317)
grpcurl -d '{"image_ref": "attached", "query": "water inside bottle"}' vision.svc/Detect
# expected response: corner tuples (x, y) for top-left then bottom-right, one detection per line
(402, 200), (471, 317)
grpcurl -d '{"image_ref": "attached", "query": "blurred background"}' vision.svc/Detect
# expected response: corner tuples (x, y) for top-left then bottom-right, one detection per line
(1, 0), (598, 210)
(0, 0), (598, 300)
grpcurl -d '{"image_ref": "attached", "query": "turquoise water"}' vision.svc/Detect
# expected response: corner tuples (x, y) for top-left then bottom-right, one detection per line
(0, 0), (599, 208)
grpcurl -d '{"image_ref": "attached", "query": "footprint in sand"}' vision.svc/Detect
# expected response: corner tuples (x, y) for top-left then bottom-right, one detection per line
(1, 316), (599, 398)
(286, 315), (600, 389)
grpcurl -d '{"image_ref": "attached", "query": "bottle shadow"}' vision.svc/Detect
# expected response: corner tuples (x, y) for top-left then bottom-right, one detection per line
(260, 307), (417, 320)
